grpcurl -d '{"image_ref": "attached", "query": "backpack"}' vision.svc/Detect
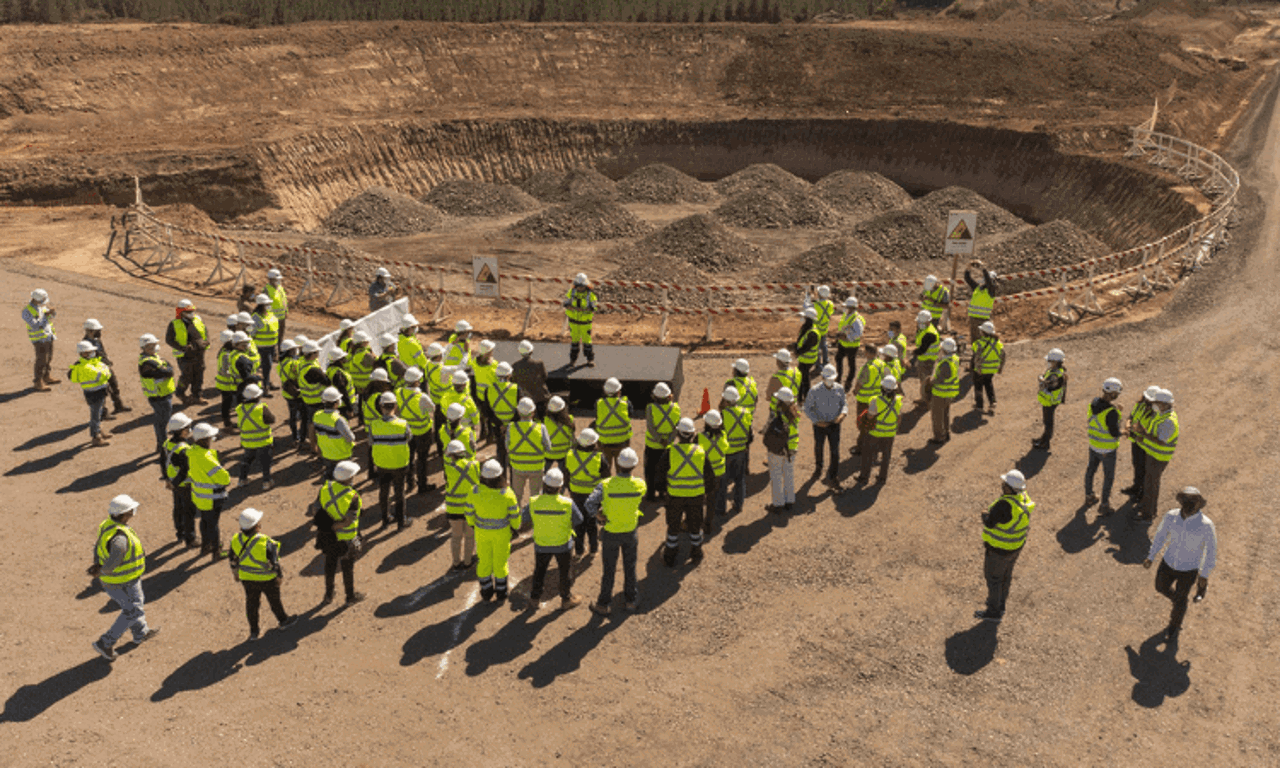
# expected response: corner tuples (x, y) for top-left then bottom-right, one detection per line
(762, 414), (789, 455)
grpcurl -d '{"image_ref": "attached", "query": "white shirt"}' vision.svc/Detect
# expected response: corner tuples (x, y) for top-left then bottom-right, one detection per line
(843, 317), (865, 343)
(1147, 510), (1217, 578)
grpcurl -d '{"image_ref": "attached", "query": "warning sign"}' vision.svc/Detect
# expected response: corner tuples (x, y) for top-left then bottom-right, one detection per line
(473, 256), (500, 298)
(945, 210), (977, 256)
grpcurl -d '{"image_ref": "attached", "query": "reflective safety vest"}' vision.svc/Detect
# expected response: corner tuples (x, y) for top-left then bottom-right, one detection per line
(972, 336), (1004, 376)
(797, 327), (822, 365)
(442, 389), (480, 429)
(350, 347), (376, 392)
(811, 299), (835, 331)
(727, 375), (759, 427)
(187, 446), (229, 512)
(595, 395), (633, 444)
(528, 493), (575, 548)
(698, 430), (728, 477)
(424, 360), (450, 402)
(215, 347), (238, 392)
(1037, 367), (1067, 407)
(298, 359), (326, 405)
(507, 420), (547, 473)
(600, 475), (647, 533)
(921, 284), (949, 318)
(397, 334), (427, 371)
(338, 334), (354, 357)
(982, 492), (1034, 551)
(885, 359), (906, 385)
(95, 519), (145, 585)
(69, 357), (111, 393)
(1127, 401), (1151, 445)
(1139, 410), (1179, 463)
(666, 442), (706, 498)
(566, 446), (602, 494)
(487, 380), (518, 424)
(377, 353), (405, 388)
(229, 532), (280, 582)
(397, 387), (434, 435)
(362, 388), (387, 425)
(466, 485), (519, 532)
(264, 283), (288, 319)
(163, 437), (190, 483)
(252, 312), (279, 348)
(313, 409), (353, 461)
(443, 334), (471, 369)
(170, 316), (206, 358)
(890, 332), (909, 361)
(369, 416), (411, 469)
(241, 342), (261, 374)
(236, 401), (272, 448)
(472, 358), (498, 402)
(931, 355), (960, 399)
(837, 311), (865, 349)
(723, 405), (750, 454)
(279, 354), (301, 401)
(439, 421), (475, 458)
(644, 401), (681, 449)
(320, 480), (360, 541)
(869, 394), (902, 439)
(968, 285), (995, 320)
(138, 353), (176, 399)
(856, 358), (886, 404)
(328, 365), (356, 407)
(1087, 401), (1122, 452)
(444, 456), (480, 514)
(915, 327), (940, 363)
(23, 304), (55, 343)
(544, 416), (574, 460)
(565, 288), (597, 324)
(771, 368), (802, 403)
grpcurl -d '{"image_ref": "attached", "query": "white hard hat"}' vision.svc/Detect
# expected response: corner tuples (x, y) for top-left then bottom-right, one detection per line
(1143, 385), (1161, 401)
(167, 412), (193, 432)
(177, 299), (195, 310)
(479, 339), (497, 354)
(676, 417), (696, 435)
(328, 347), (347, 361)
(617, 447), (639, 469)
(83, 318), (103, 331)
(880, 345), (899, 359)
(76, 340), (97, 354)
(446, 403), (466, 421)
(517, 397), (536, 416)
(455, 320), (472, 333)
(226, 314), (240, 327)
(404, 366), (423, 383)
(235, 312), (253, 325)
(378, 391), (397, 407)
(940, 338), (957, 354)
(821, 364), (837, 380)
(451, 370), (469, 386)
(816, 285), (831, 299)
(370, 368), (390, 383)
(1045, 348), (1066, 363)
(231, 331), (251, 345)
(321, 386), (342, 403)
(542, 468), (565, 488)
(401, 313), (419, 328)
(294, 335), (310, 345)
(238, 508), (264, 531)
(733, 358), (750, 374)
(302, 340), (321, 355)
(352, 331), (371, 344)
(30, 289), (49, 304)
(704, 410), (722, 428)
(775, 387), (794, 404)
(378, 333), (397, 348)
(774, 349), (791, 364)
(495, 362), (513, 377)
(279, 339), (298, 353)
(844, 296), (859, 308)
(266, 268), (282, 280)
(801, 307), (819, 321)
(924, 275), (938, 290)
(426, 342), (444, 358)
(881, 375), (898, 390)
(1102, 377), (1123, 394)
(916, 310), (932, 324)
(1001, 469), (1027, 491)
(241, 383), (263, 400)
(334, 461), (361, 482)
(375, 267), (391, 278)
(139, 333), (159, 347)
(1153, 389), (1174, 405)
(108, 494), (140, 518)
(547, 396), (566, 413)
(480, 459), (503, 480)
(192, 422), (219, 441)
(979, 321), (995, 335)
(339, 319), (355, 331)
(578, 428), (599, 446)
(254, 294), (271, 306)
(722, 386), (740, 404)
(574, 272), (589, 286)
(603, 378), (622, 394)
(444, 440), (466, 457)
(653, 382), (671, 398)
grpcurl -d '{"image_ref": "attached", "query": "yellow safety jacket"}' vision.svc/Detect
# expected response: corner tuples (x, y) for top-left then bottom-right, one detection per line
(1139, 410), (1179, 463)
(320, 480), (360, 541)
(397, 386), (434, 436)
(350, 347), (376, 392)
(187, 446), (230, 512)
(229, 531), (280, 582)
(163, 437), (190, 483)
(252, 312), (279, 348)
(397, 334), (427, 371)
(1037, 367), (1067, 407)
(666, 442), (706, 498)
(856, 358), (886, 404)
(313, 409), (353, 461)
(931, 355), (959, 399)
(471, 358), (498, 403)
(443, 333), (471, 369)
(796, 327), (822, 366)
(837, 311), (865, 349)
(236, 401), (272, 448)
(914, 327), (940, 363)
(279, 354), (301, 401)
(811, 298), (835, 331)
(507, 420), (547, 473)
(95, 519), (145, 585)
(544, 417), (574, 460)
(565, 288), (597, 324)
(644, 401), (681, 450)
(566, 446), (602, 495)
(23, 304), (55, 342)
(723, 405), (750, 454)
(698, 430), (728, 477)
(425, 360), (450, 402)
(921, 284), (950, 318)
(529, 493), (575, 548)
(264, 283), (288, 319)
(982, 492), (1034, 551)
(69, 357), (112, 394)
(442, 389), (481, 430)
(444, 456), (480, 515)
(595, 394), (633, 444)
(170, 316), (206, 358)
(138, 353), (176, 399)
(869, 394), (902, 439)
(487, 380), (518, 424)
(600, 476), (647, 533)
(298, 359), (326, 405)
(369, 415), (411, 469)
(968, 285), (994, 320)
(726, 374), (759, 427)
(215, 347), (238, 392)
(972, 336), (1004, 376)
(466, 486), (519, 533)
(1087, 401), (1123, 452)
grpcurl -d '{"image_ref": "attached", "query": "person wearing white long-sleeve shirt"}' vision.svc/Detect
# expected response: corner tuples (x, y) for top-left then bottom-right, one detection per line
(1144, 486), (1217, 643)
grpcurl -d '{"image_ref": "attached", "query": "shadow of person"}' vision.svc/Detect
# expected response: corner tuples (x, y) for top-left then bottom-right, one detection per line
(375, 526), (448, 574)
(944, 621), (1000, 675)
(950, 407), (986, 435)
(1125, 630), (1191, 708)
(57, 454), (153, 494)
(97, 548), (216, 614)
(99, 413), (153, 437)
(243, 606), (333, 666)
(1056, 503), (1103, 554)
(0, 658), (113, 722)
(5, 444), (87, 478)
(898, 401), (929, 435)
(151, 645), (252, 702)
(464, 608), (560, 677)
(400, 597), (500, 667)
(1101, 500), (1154, 566)
(721, 509), (787, 555)
(631, 545), (684, 614)
(833, 482), (882, 518)
(11, 423), (85, 452)
(901, 445), (941, 476)
(517, 610), (626, 689)
(375, 569), (471, 619)
(1014, 447), (1050, 480)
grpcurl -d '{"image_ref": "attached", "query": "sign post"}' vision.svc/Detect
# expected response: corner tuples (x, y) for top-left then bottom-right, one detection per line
(944, 210), (977, 333)
(473, 256), (500, 298)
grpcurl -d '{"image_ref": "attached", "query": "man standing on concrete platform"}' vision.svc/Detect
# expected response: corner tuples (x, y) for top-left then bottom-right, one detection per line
(166, 298), (209, 404)
(928, 338), (959, 445)
(511, 340), (551, 418)
(804, 364), (847, 489)
(89, 494), (160, 661)
(564, 272), (597, 367)
(976, 469), (1034, 623)
(1144, 487), (1216, 644)
(1132, 388), (1179, 522)
(23, 288), (58, 391)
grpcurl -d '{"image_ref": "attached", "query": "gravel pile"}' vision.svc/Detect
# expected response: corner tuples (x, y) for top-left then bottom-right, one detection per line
(850, 208), (946, 262)
(981, 219), (1111, 292)
(814, 170), (913, 222)
(265, 237), (364, 279)
(616, 163), (717, 204)
(598, 253), (726, 309)
(518, 167), (618, 203)
(323, 186), (447, 237)
(774, 239), (914, 301)
(713, 189), (843, 229)
(909, 186), (1029, 237)
(505, 198), (651, 241)
(422, 179), (540, 217)
(714, 163), (811, 198)
(627, 213), (763, 273)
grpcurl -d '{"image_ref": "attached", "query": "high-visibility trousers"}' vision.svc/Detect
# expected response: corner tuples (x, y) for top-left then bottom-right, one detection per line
(475, 527), (512, 580)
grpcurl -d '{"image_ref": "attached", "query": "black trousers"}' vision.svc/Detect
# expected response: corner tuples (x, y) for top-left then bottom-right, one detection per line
(200, 500), (224, 553)
(984, 545), (1022, 616)
(378, 467), (407, 525)
(835, 344), (859, 389)
(239, 445), (273, 482)
(324, 544), (357, 600)
(1037, 404), (1058, 444)
(1129, 440), (1147, 492)
(797, 362), (814, 401)
(644, 445), (669, 497)
(220, 390), (238, 427)
(570, 491), (597, 554)
(407, 433), (432, 490)
(973, 373), (996, 408)
(812, 423), (840, 480)
(1155, 560), (1198, 632)
(241, 578), (288, 636)
(530, 550), (573, 601)
(171, 485), (197, 543)
(176, 355), (205, 400)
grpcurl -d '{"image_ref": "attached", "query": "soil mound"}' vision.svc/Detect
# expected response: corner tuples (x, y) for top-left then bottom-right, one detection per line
(149, 203), (218, 233)
(774, 239), (913, 301)
(627, 213), (762, 273)
(814, 170), (913, 222)
(617, 163), (717, 204)
(599, 254), (724, 309)
(850, 208), (945, 262)
(423, 179), (540, 217)
(519, 167), (618, 203)
(506, 198), (650, 240)
(714, 189), (842, 229)
(323, 187), (446, 237)
(909, 186), (1029, 237)
(982, 219), (1111, 292)
(714, 163), (811, 198)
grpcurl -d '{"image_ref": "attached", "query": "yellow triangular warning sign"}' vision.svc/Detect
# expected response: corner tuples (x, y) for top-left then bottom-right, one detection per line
(947, 219), (972, 241)
(476, 263), (497, 284)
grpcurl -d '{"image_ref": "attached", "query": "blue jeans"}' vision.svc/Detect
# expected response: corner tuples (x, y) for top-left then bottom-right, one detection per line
(723, 451), (747, 514)
(1084, 449), (1116, 504)
(285, 397), (305, 441)
(240, 444), (274, 482)
(148, 395), (173, 451)
(86, 390), (108, 437)
(100, 579), (149, 648)
(256, 345), (276, 387)
(597, 530), (638, 607)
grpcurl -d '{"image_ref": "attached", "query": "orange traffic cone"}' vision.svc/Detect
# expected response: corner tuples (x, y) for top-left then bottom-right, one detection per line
(697, 387), (711, 417)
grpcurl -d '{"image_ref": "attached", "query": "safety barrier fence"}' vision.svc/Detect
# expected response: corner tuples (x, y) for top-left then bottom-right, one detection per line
(121, 125), (1238, 342)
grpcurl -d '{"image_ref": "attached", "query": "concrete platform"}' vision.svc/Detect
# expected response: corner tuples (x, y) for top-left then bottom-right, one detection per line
(490, 341), (683, 411)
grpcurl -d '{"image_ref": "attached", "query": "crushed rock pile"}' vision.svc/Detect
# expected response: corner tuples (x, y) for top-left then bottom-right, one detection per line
(616, 163), (717, 204)
(518, 167), (618, 203)
(323, 187), (446, 237)
(598, 254), (729, 309)
(714, 163), (811, 198)
(423, 179), (540, 217)
(713, 189), (843, 229)
(981, 219), (1112, 293)
(627, 213), (762, 273)
(850, 208), (946, 262)
(505, 199), (650, 241)
(910, 186), (1029, 238)
(814, 170), (913, 223)
(774, 239), (914, 301)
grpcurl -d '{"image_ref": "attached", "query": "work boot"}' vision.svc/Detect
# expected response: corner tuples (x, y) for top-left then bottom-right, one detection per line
(560, 594), (582, 611)
(34, 381), (50, 392)
(91, 434), (109, 447)
(662, 547), (676, 568)
(689, 546), (704, 566)
(114, 403), (133, 414)
(43, 375), (61, 384)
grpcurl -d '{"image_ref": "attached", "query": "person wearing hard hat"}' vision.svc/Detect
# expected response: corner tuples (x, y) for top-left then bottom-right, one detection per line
(23, 288), (59, 391)
(644, 382), (681, 502)
(397, 367), (438, 495)
(977, 469), (1035, 623)
(664, 417), (707, 567)
(794, 306), (822, 401)
(543, 396), (575, 476)
(422, 342), (450, 447)
(471, 340), (499, 440)
(566, 428), (603, 558)
(764, 349), (802, 426)
(1085, 378), (1125, 516)
(587, 447), (646, 616)
(910, 310), (941, 407)
(312, 386), (356, 480)
(718, 386), (750, 518)
(236, 383), (277, 491)
(335, 319), (356, 357)
(467, 459), (521, 601)
(397, 314), (428, 371)
(162, 412), (199, 548)
(443, 320), (473, 369)
(486, 361), (519, 465)
(188, 423), (231, 561)
(511, 339), (551, 418)
(88, 494), (161, 661)
(724, 359), (760, 465)
(297, 341), (331, 446)
(347, 331), (376, 418)
(83, 318), (132, 417)
(137, 333), (176, 453)
(250, 293), (280, 390)
(1132, 388), (1179, 522)
(803, 364), (848, 489)
(234, 312), (262, 377)
(835, 296), (865, 390)
(165, 298), (209, 404)
(928, 338), (960, 445)
(886, 320), (909, 366)
(594, 377), (634, 478)
(442, 368), (481, 435)
(1032, 348), (1068, 450)
(315, 460), (367, 605)
(220, 331), (261, 430)
(263, 268), (288, 348)
(806, 285), (836, 367)
(442, 440), (480, 570)
(969, 321), (1004, 414)
(521, 467), (584, 611)
(851, 346), (898, 458)
(370, 391), (413, 531)
(698, 410), (729, 536)
(372, 331), (406, 385)
(763, 387), (800, 514)
(1121, 385), (1161, 503)
(236, 283), (258, 315)
(228, 508), (296, 640)
(1143, 487), (1216, 644)
(509, 397), (553, 508)
(855, 374), (902, 486)
(325, 347), (356, 419)
(361, 367), (395, 430)
(277, 339), (304, 445)
(920, 275), (951, 332)
(564, 272), (598, 367)
(213, 330), (238, 427)
(69, 339), (114, 447)
(368, 267), (397, 312)
(439, 402), (476, 460)
(964, 259), (999, 344)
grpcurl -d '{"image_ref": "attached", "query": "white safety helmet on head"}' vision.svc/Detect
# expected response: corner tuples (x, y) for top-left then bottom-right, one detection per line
(401, 314), (419, 329)
(451, 370), (469, 386)
(844, 296), (859, 308)
(167, 412), (193, 433)
(192, 423), (219, 441)
(226, 314), (240, 328)
(979, 321), (995, 335)
(426, 342), (444, 358)
(220, 330), (234, 344)
(454, 320), (472, 334)
(1001, 469), (1027, 491)
(321, 386), (342, 403)
(339, 319), (355, 331)
(821, 364), (837, 380)
(404, 366), (423, 383)
(238, 508), (264, 531)
(816, 285), (831, 299)
(302, 340), (322, 355)
(375, 267), (391, 278)
(241, 383), (263, 400)
(547, 396), (566, 413)
(279, 339), (298, 353)
(177, 298), (195, 310)
(254, 294), (271, 306)
(1153, 389), (1175, 405)
(236, 312), (253, 325)
(446, 403), (466, 421)
(108, 494), (140, 518)
(617, 447), (639, 469)
(267, 268), (282, 280)
(704, 410), (722, 428)
(444, 440), (466, 457)
(76, 340), (97, 354)
(1045, 348), (1066, 363)
(774, 349), (791, 364)
(881, 375), (898, 390)
(480, 459), (503, 480)
(378, 333), (397, 349)
(1143, 385), (1161, 401)
(916, 310), (933, 325)
(574, 272), (589, 286)
(30, 289), (49, 304)
(603, 378), (622, 395)
(652, 382), (671, 398)
(722, 385), (740, 404)
(733, 358), (750, 374)
(139, 333), (159, 348)
(231, 331), (251, 345)
(517, 397), (536, 416)
(495, 362), (513, 377)
(334, 461), (361, 482)
(378, 392), (397, 407)
(676, 417), (696, 435)
(577, 428), (599, 447)
(478, 339), (496, 355)
(801, 307), (819, 321)
(83, 318), (103, 331)
(370, 368), (390, 383)
(940, 338), (957, 354)
(542, 468), (565, 488)
(924, 275), (938, 290)
(328, 347), (347, 361)
(880, 345), (899, 360)
(1102, 377), (1123, 394)
(352, 331), (371, 344)
(518, 340), (534, 356)
(775, 387), (794, 404)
